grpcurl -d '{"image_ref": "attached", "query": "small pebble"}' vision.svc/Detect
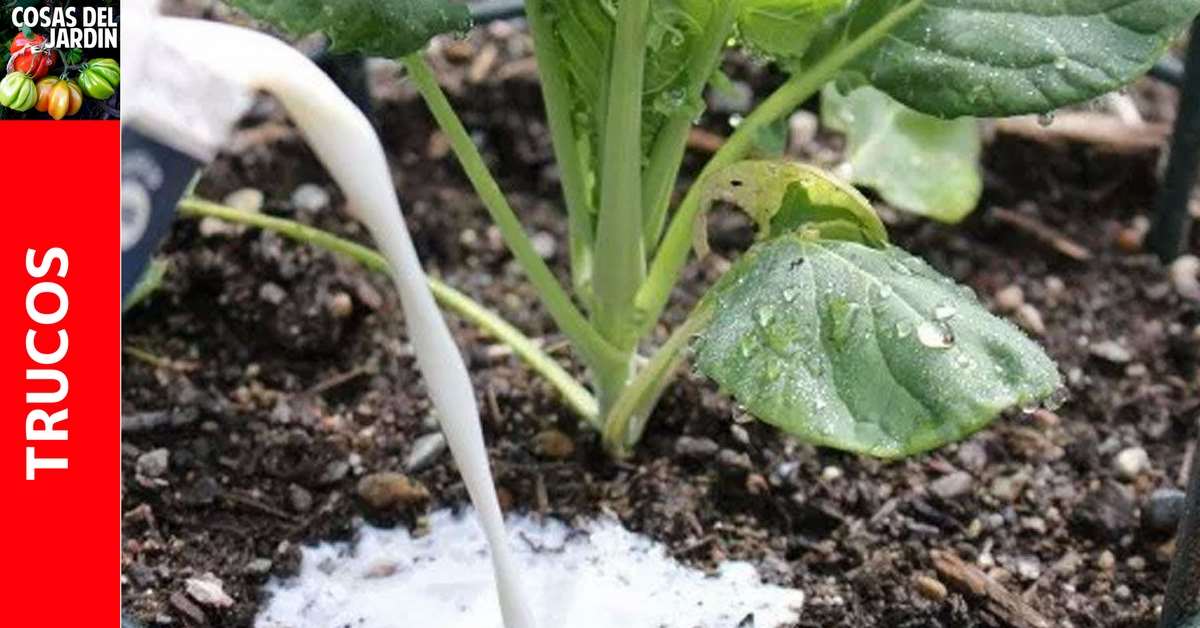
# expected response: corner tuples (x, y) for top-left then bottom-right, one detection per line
(223, 187), (264, 213)
(994, 285), (1025, 312)
(136, 448), (170, 478)
(1127, 555), (1146, 571)
(1143, 488), (1186, 533)
(326, 291), (354, 318)
(675, 436), (720, 459)
(929, 471), (973, 499)
(290, 183), (331, 213)
(788, 110), (819, 154)
(1113, 446), (1150, 480)
(1015, 557), (1042, 581)
(956, 442), (988, 471)
(1015, 303), (1046, 335)
(532, 429), (575, 459)
(820, 466), (843, 482)
(404, 432), (448, 472)
(258, 282), (287, 305)
(1097, 550), (1116, 571)
(531, 231), (557, 260)
(1170, 255), (1200, 301)
(185, 574), (234, 608)
(356, 472), (430, 510)
(288, 484), (313, 513)
(913, 575), (948, 602)
(718, 449), (753, 471)
(1115, 216), (1149, 252)
(1090, 340), (1133, 364)
(1044, 276), (1066, 299)
(245, 558), (273, 575)
(990, 472), (1026, 502)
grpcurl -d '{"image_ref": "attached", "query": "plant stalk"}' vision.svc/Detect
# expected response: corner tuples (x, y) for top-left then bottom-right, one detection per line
(635, 0), (924, 334)
(601, 298), (713, 456)
(1148, 18), (1200, 262)
(589, 0), (653, 414)
(525, 0), (597, 300)
(402, 54), (623, 373)
(640, 0), (738, 252)
(176, 196), (601, 425)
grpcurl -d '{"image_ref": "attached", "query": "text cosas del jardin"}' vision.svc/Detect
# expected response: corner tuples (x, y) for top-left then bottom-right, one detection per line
(11, 6), (118, 48)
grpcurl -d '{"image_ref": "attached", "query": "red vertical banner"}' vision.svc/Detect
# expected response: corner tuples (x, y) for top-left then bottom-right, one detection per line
(1, 121), (120, 623)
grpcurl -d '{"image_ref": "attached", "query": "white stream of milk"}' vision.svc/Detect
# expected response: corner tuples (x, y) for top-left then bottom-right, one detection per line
(154, 17), (536, 628)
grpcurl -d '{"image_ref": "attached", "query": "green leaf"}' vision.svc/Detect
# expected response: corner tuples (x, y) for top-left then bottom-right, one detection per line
(821, 84), (981, 222)
(225, 0), (471, 58)
(736, 0), (848, 59)
(700, 160), (888, 246)
(694, 235), (1060, 458)
(821, 0), (1200, 118)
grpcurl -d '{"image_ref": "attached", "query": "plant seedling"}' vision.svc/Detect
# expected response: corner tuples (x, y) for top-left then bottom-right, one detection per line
(220, 0), (1200, 459)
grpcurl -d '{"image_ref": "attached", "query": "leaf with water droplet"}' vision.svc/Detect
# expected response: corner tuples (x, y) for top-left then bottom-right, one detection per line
(812, 0), (1200, 118)
(694, 236), (1060, 458)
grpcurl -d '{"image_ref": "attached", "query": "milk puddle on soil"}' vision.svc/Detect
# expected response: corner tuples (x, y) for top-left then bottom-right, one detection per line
(256, 508), (805, 628)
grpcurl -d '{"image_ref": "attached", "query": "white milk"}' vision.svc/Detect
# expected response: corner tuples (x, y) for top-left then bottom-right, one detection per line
(154, 17), (535, 628)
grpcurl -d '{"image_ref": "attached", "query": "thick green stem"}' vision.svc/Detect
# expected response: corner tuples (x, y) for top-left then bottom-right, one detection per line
(591, 0), (650, 353)
(176, 197), (600, 425)
(402, 54), (624, 373)
(601, 298), (713, 456)
(526, 0), (597, 299)
(635, 1), (923, 334)
(641, 0), (738, 252)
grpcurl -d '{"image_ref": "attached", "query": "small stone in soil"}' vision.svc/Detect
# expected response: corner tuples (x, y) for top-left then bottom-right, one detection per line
(994, 284), (1025, 312)
(245, 558), (274, 575)
(1015, 303), (1046, 335)
(356, 472), (430, 510)
(289, 484), (313, 513)
(291, 183), (331, 213)
(912, 575), (947, 602)
(929, 471), (973, 499)
(1170, 255), (1200, 301)
(223, 187), (265, 213)
(1143, 488), (1186, 533)
(135, 448), (170, 478)
(532, 429), (575, 459)
(326, 291), (354, 318)
(258, 281), (287, 305)
(1090, 340), (1133, 364)
(404, 432), (448, 472)
(531, 231), (557, 259)
(185, 573), (234, 608)
(1113, 446), (1150, 480)
(718, 449), (753, 471)
(675, 436), (720, 459)
(788, 110), (819, 154)
(956, 441), (988, 471)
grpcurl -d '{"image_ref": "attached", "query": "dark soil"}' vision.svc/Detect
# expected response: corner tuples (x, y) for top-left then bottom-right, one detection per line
(123, 8), (1200, 628)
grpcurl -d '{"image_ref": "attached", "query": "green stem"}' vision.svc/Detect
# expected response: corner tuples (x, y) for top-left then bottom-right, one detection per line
(176, 197), (601, 425)
(635, 1), (923, 334)
(525, 0), (597, 300)
(601, 298), (714, 456)
(590, 0), (652, 412)
(401, 54), (624, 373)
(640, 0), (738, 252)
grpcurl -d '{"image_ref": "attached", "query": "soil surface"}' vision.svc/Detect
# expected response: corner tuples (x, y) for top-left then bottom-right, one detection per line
(124, 6), (1200, 628)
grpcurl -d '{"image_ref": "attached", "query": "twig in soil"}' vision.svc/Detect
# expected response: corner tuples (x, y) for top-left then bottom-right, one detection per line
(991, 113), (1169, 155)
(122, 345), (199, 372)
(931, 549), (1051, 628)
(990, 207), (1093, 261)
(222, 490), (299, 522)
(307, 363), (376, 394)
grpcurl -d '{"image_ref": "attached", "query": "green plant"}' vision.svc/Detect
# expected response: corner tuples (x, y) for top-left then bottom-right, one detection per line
(224, 0), (1200, 458)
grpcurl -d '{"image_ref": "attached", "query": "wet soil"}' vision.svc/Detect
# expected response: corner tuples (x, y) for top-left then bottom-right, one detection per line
(123, 9), (1200, 628)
